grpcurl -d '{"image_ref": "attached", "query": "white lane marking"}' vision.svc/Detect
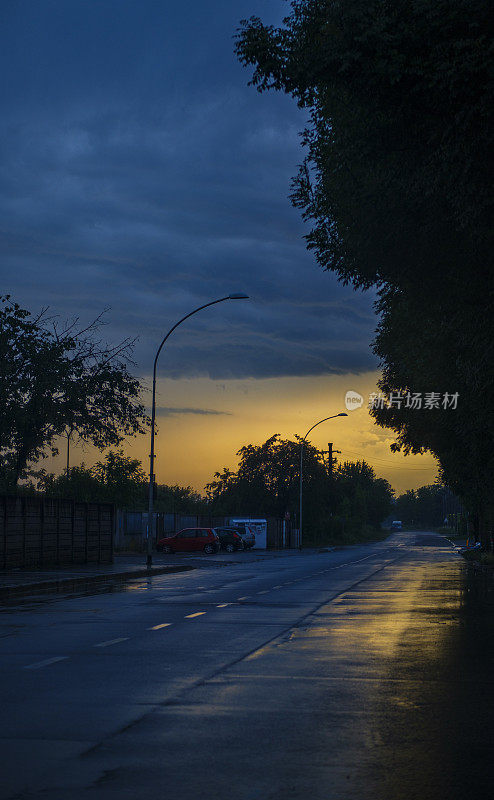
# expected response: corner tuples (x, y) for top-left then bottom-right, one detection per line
(273, 585), (282, 589)
(217, 603), (229, 608)
(24, 656), (68, 670)
(330, 555), (374, 570)
(185, 612), (206, 618)
(148, 623), (172, 630)
(94, 638), (129, 648)
(237, 596), (249, 601)
(257, 590), (269, 595)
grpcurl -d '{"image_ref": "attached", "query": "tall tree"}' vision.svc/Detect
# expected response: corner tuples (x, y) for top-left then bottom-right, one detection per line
(236, 0), (492, 288)
(370, 285), (493, 536)
(0, 296), (149, 489)
(334, 460), (393, 529)
(236, 1), (494, 543)
(206, 434), (393, 537)
(206, 433), (329, 525)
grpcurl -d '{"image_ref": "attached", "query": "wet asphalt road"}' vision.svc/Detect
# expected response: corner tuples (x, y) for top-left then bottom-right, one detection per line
(0, 531), (492, 800)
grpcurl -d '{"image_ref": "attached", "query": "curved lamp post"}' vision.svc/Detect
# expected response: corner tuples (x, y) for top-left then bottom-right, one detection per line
(298, 413), (347, 551)
(146, 293), (249, 567)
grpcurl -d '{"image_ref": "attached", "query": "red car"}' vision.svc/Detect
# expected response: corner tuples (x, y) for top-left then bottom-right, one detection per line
(156, 527), (220, 555)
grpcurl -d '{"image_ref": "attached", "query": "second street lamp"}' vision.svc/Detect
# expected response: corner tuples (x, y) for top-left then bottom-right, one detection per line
(146, 293), (249, 568)
(298, 413), (347, 551)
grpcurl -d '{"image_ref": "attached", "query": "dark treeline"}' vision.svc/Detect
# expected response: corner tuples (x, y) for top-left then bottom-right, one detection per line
(394, 484), (463, 529)
(25, 450), (208, 514)
(206, 434), (393, 543)
(20, 436), (394, 545)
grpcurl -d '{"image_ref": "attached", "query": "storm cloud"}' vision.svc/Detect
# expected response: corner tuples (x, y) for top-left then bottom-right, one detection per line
(155, 407), (232, 418)
(0, 0), (378, 381)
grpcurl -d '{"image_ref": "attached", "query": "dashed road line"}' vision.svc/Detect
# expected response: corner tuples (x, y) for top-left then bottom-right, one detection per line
(24, 657), (68, 670)
(237, 596), (249, 601)
(217, 603), (229, 608)
(185, 612), (206, 618)
(94, 638), (129, 648)
(148, 623), (172, 630)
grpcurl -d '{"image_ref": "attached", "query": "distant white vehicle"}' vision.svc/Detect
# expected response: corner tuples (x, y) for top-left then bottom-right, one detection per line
(229, 518), (267, 549)
(390, 520), (403, 530)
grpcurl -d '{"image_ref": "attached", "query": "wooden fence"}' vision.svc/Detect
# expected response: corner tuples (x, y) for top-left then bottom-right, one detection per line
(0, 495), (113, 569)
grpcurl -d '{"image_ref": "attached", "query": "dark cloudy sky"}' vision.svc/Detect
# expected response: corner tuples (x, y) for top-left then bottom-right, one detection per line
(0, 1), (438, 491)
(0, 0), (378, 379)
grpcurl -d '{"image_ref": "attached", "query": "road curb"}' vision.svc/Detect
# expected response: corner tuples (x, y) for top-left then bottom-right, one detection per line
(0, 547), (340, 601)
(0, 564), (195, 601)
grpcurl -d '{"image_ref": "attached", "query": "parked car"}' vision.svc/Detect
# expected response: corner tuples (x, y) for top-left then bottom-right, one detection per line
(156, 528), (219, 554)
(390, 520), (403, 531)
(227, 523), (256, 549)
(213, 528), (245, 553)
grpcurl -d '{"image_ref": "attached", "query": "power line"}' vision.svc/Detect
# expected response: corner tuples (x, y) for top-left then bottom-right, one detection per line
(337, 449), (437, 471)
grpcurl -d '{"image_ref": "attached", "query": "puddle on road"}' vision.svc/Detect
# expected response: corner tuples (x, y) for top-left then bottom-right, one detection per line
(0, 567), (261, 611)
(359, 561), (494, 800)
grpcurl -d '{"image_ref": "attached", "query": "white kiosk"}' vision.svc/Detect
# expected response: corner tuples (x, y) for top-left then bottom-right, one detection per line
(229, 518), (267, 549)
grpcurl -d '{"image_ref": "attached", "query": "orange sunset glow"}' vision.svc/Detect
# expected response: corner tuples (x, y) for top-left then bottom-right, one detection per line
(51, 371), (438, 496)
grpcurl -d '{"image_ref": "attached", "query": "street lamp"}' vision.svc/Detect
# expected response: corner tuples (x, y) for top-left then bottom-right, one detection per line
(298, 413), (347, 551)
(146, 293), (249, 568)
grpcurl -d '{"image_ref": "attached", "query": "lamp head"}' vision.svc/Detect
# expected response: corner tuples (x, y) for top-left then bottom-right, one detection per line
(338, 413), (348, 417)
(228, 293), (249, 300)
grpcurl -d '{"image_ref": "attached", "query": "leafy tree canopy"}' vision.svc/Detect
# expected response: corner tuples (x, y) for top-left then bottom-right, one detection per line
(236, 0), (492, 289)
(32, 450), (207, 512)
(206, 433), (328, 520)
(395, 483), (462, 528)
(236, 1), (494, 540)
(0, 296), (149, 490)
(335, 460), (393, 528)
(206, 434), (393, 536)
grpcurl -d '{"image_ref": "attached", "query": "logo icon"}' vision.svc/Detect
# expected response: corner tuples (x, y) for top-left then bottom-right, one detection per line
(345, 390), (363, 411)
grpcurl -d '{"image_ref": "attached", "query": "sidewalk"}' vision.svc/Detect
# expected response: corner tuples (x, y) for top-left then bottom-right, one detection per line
(0, 547), (331, 600)
(0, 558), (195, 600)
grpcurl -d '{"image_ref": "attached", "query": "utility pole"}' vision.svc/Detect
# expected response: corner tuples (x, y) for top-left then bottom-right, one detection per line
(299, 416), (347, 551)
(324, 442), (341, 474)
